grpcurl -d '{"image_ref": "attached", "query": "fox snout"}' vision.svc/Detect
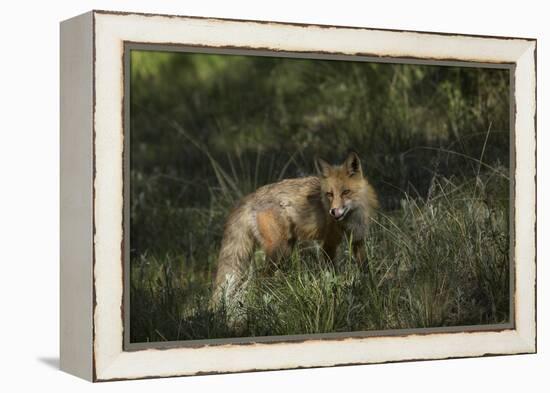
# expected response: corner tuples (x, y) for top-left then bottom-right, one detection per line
(329, 206), (348, 221)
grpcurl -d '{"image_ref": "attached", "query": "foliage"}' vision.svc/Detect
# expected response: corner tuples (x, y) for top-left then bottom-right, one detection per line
(129, 50), (510, 342)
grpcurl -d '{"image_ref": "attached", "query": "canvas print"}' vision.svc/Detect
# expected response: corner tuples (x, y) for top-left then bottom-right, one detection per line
(128, 49), (511, 344)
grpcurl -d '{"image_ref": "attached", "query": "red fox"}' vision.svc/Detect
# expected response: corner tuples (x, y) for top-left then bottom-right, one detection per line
(213, 152), (378, 305)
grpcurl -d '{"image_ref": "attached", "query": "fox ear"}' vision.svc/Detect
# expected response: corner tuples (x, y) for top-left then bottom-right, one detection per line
(315, 158), (332, 178)
(344, 151), (362, 177)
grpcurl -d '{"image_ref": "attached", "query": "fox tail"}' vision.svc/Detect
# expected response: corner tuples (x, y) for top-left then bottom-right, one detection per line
(212, 204), (255, 308)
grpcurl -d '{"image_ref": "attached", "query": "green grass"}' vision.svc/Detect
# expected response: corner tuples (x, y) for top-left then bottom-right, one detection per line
(128, 52), (511, 343)
(129, 170), (510, 343)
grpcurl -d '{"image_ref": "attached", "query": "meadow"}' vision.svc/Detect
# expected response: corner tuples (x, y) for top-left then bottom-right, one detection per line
(128, 50), (511, 343)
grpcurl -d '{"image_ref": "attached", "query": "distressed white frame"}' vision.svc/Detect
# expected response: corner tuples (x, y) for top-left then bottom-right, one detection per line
(60, 10), (536, 382)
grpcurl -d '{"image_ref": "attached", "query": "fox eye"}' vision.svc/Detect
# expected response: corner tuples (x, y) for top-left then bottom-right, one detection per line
(326, 192), (334, 199)
(342, 189), (351, 196)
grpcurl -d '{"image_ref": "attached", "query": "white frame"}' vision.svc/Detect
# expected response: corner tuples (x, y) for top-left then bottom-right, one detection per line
(60, 10), (536, 382)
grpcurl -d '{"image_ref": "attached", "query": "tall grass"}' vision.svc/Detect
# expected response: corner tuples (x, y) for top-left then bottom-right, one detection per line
(130, 152), (509, 342)
(129, 52), (510, 343)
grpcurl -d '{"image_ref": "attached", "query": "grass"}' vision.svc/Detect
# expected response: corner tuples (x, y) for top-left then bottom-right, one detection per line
(128, 53), (511, 343)
(129, 164), (510, 343)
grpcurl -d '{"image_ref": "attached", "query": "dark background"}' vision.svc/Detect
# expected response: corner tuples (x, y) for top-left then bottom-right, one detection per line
(130, 51), (509, 258)
(129, 49), (510, 342)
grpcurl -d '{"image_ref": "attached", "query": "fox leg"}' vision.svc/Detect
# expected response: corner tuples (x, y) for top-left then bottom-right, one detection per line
(256, 209), (291, 271)
(322, 232), (342, 262)
(353, 242), (368, 268)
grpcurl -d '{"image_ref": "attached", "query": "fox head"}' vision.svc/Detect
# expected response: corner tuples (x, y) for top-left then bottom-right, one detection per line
(316, 152), (367, 221)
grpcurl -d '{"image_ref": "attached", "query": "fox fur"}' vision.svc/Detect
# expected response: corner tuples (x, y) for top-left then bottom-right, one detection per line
(213, 152), (378, 306)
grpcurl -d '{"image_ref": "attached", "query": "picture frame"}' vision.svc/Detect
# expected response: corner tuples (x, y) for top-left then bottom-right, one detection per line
(60, 10), (536, 382)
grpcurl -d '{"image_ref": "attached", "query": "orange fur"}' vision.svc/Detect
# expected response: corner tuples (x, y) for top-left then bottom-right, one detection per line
(213, 152), (378, 305)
